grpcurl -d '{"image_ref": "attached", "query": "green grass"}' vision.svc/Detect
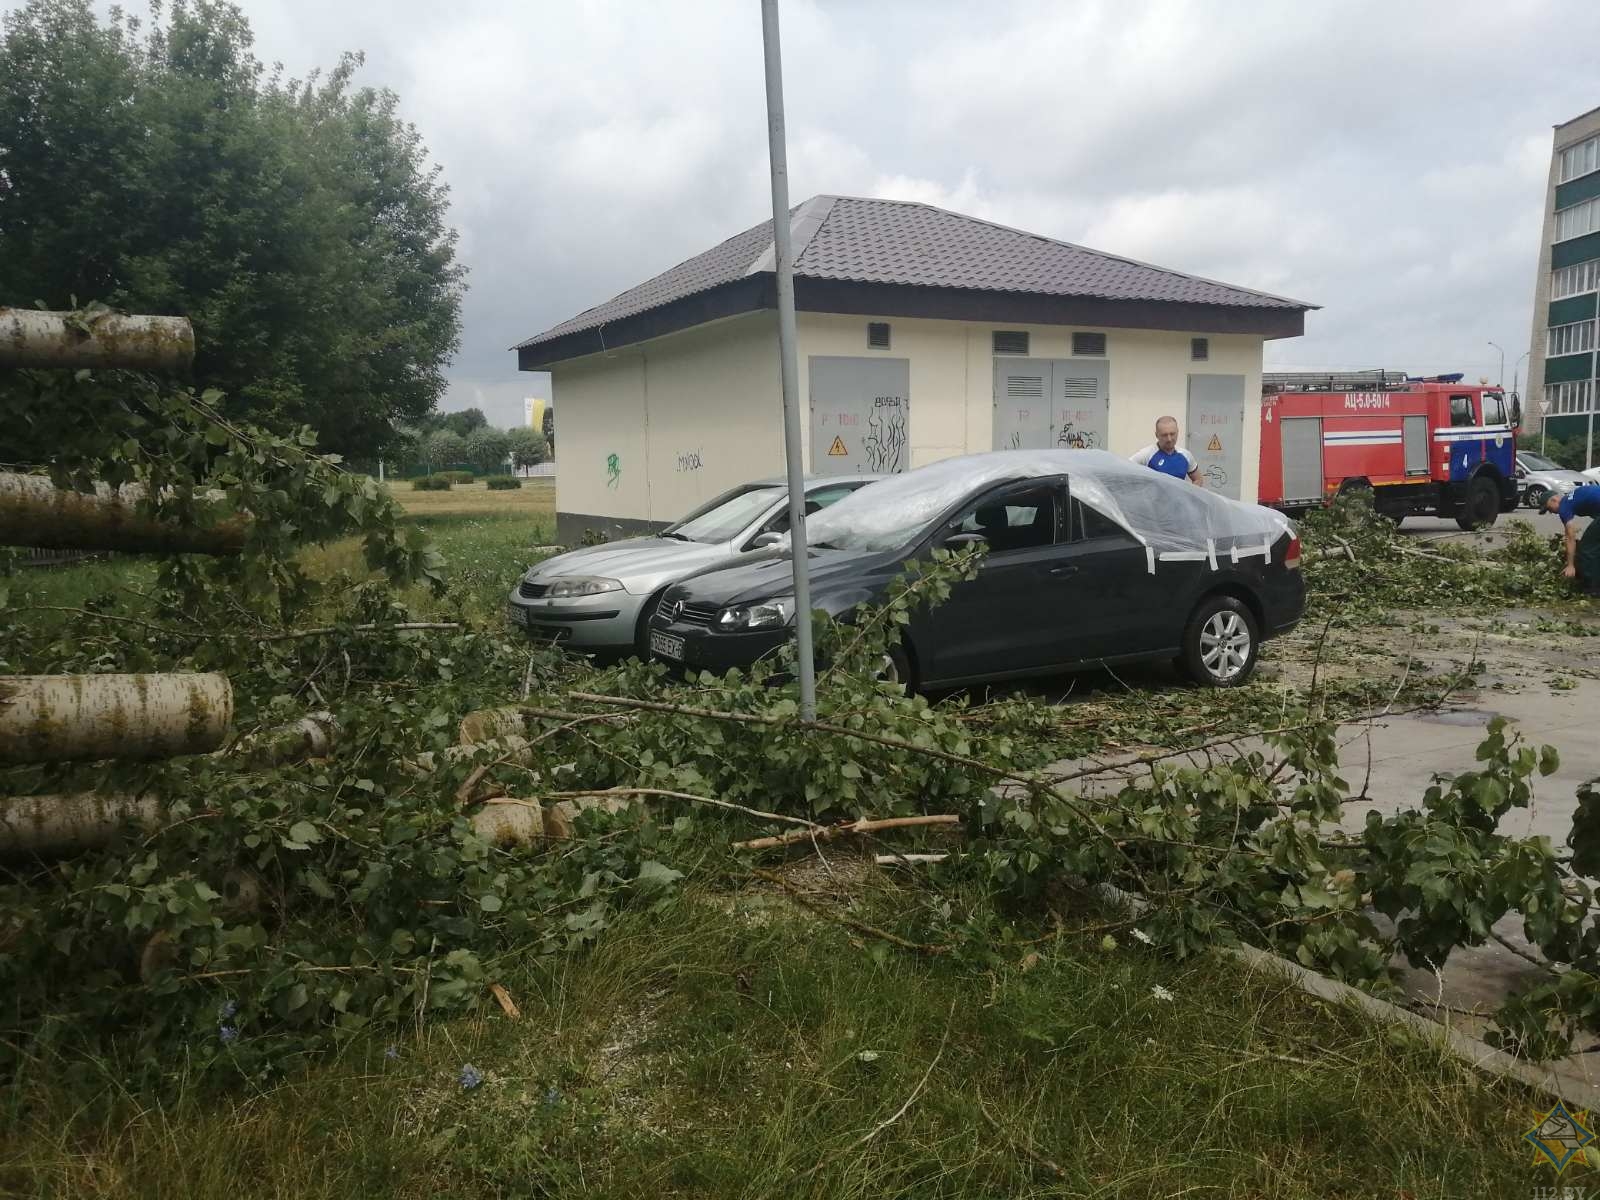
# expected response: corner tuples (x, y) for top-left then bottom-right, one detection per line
(0, 879), (1548, 1197)
(0, 482), (1570, 1196)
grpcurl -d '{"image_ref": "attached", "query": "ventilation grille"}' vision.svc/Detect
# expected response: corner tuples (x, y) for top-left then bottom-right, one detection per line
(993, 330), (1030, 355)
(1061, 377), (1097, 400)
(1006, 375), (1045, 398)
(1191, 337), (1210, 361)
(867, 322), (891, 349)
(1072, 332), (1107, 356)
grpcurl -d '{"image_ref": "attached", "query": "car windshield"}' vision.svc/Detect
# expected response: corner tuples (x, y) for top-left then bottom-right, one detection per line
(663, 486), (783, 543)
(1521, 453), (1560, 471)
(803, 461), (988, 552)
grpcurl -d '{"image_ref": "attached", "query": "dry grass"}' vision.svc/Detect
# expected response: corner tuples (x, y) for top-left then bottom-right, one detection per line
(389, 477), (556, 520)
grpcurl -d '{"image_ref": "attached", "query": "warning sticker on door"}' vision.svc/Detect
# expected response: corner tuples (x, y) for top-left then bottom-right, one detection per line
(1207, 434), (1223, 452)
(827, 435), (848, 457)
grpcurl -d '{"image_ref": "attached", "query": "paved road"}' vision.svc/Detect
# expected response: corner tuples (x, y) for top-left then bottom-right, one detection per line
(1398, 508), (1565, 546)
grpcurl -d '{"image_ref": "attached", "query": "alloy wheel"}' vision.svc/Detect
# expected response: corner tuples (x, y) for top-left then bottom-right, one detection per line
(1199, 611), (1252, 682)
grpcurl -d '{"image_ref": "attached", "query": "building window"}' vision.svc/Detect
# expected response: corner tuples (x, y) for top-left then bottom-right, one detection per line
(1548, 320), (1597, 357)
(1560, 134), (1600, 184)
(1554, 196), (1600, 243)
(1190, 337), (1210, 361)
(992, 330), (1029, 355)
(1072, 331), (1107, 356)
(1547, 380), (1596, 415)
(1552, 260), (1600, 299)
(867, 322), (891, 350)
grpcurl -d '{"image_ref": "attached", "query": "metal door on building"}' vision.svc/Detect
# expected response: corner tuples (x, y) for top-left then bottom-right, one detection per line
(1186, 374), (1245, 499)
(993, 359), (1109, 452)
(1403, 415), (1429, 475)
(1279, 417), (1324, 504)
(810, 356), (910, 476)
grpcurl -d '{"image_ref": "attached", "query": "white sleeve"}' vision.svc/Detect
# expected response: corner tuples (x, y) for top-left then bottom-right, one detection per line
(1129, 444), (1154, 466)
(1181, 448), (1199, 473)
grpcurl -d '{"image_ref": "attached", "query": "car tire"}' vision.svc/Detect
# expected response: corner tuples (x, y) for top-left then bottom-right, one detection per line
(1180, 595), (1260, 688)
(1455, 476), (1500, 531)
(1524, 484), (1550, 511)
(633, 588), (671, 661)
(877, 642), (916, 693)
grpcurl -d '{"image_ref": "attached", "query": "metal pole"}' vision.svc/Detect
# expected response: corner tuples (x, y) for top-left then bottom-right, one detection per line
(1488, 341), (1504, 387)
(760, 0), (816, 721)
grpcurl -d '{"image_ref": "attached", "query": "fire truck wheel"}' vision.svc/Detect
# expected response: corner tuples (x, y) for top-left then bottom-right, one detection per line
(1180, 594), (1259, 688)
(1455, 477), (1500, 531)
(1524, 485), (1550, 510)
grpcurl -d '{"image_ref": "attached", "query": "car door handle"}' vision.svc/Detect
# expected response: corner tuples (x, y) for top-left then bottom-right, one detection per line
(1047, 564), (1079, 577)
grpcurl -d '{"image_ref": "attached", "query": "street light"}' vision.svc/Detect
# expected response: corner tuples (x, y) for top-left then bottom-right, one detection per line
(1488, 341), (1504, 387)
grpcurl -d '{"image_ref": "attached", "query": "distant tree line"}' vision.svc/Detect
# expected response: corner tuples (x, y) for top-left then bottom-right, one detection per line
(383, 407), (550, 476)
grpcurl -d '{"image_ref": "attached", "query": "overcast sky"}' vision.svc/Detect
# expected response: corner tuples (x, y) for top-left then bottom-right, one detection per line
(22, 0), (1600, 427)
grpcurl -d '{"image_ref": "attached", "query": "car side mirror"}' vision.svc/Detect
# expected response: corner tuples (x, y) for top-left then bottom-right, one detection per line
(1511, 396), (1523, 427)
(748, 531), (783, 550)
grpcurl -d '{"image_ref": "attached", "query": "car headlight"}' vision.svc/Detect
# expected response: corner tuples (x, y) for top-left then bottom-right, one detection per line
(544, 576), (623, 598)
(716, 600), (791, 630)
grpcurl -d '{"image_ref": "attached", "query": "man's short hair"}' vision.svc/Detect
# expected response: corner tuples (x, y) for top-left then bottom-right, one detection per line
(1155, 416), (1178, 431)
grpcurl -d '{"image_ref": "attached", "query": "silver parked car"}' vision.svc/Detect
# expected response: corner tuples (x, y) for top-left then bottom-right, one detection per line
(1515, 452), (1587, 508)
(506, 475), (878, 655)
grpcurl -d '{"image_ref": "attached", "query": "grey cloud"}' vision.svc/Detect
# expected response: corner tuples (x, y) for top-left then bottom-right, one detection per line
(18, 0), (1600, 422)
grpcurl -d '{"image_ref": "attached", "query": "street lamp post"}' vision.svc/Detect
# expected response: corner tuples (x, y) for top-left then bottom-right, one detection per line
(1488, 341), (1505, 388)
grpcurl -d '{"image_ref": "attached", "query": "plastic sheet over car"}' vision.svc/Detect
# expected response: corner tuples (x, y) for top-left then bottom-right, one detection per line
(791, 449), (1293, 573)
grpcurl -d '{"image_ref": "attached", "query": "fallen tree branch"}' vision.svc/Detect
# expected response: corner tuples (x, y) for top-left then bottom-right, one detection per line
(751, 869), (952, 955)
(975, 1090), (1067, 1181)
(734, 814), (960, 852)
(252, 622), (461, 642)
(546, 787), (820, 830)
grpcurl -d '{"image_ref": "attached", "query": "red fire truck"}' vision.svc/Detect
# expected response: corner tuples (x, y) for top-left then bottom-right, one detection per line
(1257, 371), (1522, 529)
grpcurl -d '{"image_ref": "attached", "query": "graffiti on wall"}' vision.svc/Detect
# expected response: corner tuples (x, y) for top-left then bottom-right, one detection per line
(864, 395), (907, 474)
(675, 449), (703, 473)
(606, 453), (621, 488)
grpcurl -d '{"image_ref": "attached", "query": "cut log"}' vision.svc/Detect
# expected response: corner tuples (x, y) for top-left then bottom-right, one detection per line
(470, 798), (545, 847)
(0, 473), (247, 555)
(0, 307), (194, 370)
(541, 795), (638, 840)
(0, 791), (162, 856)
(229, 711), (337, 766)
(0, 673), (233, 763)
(459, 707), (528, 745)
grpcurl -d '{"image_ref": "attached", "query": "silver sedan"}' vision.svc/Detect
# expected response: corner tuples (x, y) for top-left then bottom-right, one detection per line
(506, 474), (878, 655)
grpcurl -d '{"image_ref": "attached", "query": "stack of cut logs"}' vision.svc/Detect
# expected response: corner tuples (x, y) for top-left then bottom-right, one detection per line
(1, 309), (248, 856)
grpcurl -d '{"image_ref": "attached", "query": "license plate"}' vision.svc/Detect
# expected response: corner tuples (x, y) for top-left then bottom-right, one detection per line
(506, 603), (527, 627)
(649, 629), (685, 660)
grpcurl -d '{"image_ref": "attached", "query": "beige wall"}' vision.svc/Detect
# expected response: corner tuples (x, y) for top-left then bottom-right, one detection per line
(550, 311), (1270, 529)
(551, 313), (782, 529)
(797, 314), (1266, 499)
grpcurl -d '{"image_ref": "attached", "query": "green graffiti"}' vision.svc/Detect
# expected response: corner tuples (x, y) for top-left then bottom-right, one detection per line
(606, 452), (621, 488)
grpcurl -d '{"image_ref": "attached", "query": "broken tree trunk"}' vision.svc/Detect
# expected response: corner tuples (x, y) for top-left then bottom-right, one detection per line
(0, 307), (195, 370)
(0, 673), (233, 763)
(0, 473), (247, 555)
(228, 711), (338, 767)
(0, 792), (161, 857)
(470, 798), (546, 847)
(459, 707), (529, 745)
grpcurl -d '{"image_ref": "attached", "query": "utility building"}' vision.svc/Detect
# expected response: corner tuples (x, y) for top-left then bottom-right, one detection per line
(514, 196), (1315, 541)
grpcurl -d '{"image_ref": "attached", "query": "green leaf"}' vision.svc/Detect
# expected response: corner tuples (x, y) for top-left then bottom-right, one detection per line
(634, 860), (684, 893)
(287, 820), (322, 846)
(477, 894), (503, 913)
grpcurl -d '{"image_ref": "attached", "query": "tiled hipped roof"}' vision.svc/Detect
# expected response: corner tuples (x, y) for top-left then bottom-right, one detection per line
(516, 194), (1313, 351)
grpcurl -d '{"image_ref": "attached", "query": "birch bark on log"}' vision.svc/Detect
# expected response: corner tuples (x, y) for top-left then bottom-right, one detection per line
(0, 473), (247, 554)
(0, 308), (194, 370)
(0, 673), (233, 763)
(229, 712), (337, 766)
(0, 792), (161, 856)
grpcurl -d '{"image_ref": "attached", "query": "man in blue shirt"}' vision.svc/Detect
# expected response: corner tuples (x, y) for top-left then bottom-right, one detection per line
(1546, 483), (1600, 595)
(1130, 416), (1202, 485)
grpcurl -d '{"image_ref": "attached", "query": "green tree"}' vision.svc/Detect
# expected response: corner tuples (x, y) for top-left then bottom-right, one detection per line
(441, 407), (487, 438)
(543, 406), (555, 455)
(0, 0), (465, 459)
(464, 426), (510, 475)
(505, 425), (547, 470)
(424, 429), (465, 472)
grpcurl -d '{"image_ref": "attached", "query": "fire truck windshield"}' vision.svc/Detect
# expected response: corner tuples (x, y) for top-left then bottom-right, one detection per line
(1483, 391), (1508, 426)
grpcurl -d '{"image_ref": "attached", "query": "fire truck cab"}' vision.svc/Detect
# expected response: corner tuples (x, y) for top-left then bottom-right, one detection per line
(1257, 371), (1521, 529)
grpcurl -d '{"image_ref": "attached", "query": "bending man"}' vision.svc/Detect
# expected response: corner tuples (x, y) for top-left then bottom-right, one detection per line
(1546, 482), (1600, 596)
